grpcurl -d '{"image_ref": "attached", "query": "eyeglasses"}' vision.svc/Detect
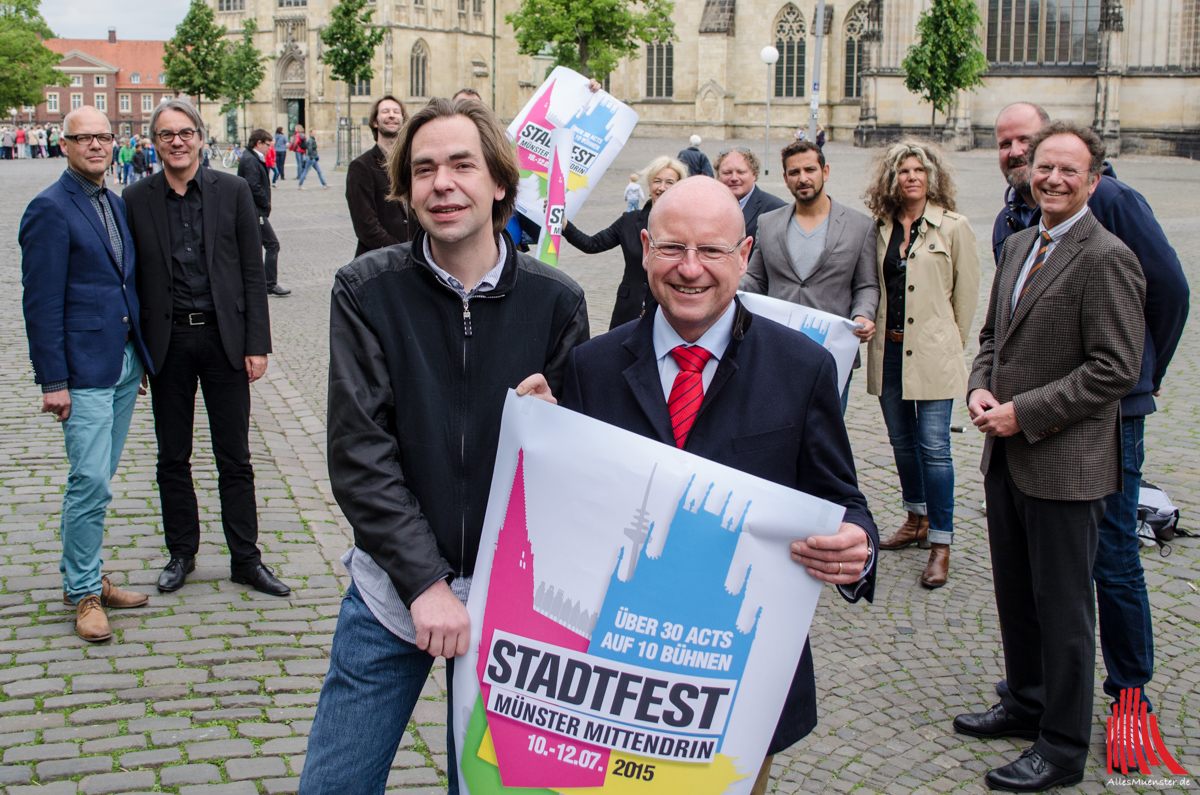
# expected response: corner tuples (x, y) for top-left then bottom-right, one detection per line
(63, 133), (114, 145)
(1033, 164), (1086, 179)
(647, 234), (747, 263)
(156, 128), (198, 143)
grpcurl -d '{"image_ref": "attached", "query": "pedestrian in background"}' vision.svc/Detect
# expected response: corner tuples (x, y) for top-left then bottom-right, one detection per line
(677, 134), (714, 178)
(862, 139), (979, 589)
(289, 124), (306, 172)
(272, 126), (287, 183)
(623, 172), (644, 212)
(18, 106), (152, 642)
(296, 131), (327, 189)
(238, 128), (289, 296)
(1, 127), (13, 160)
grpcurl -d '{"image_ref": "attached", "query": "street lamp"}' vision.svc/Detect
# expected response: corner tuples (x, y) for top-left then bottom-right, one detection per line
(760, 45), (778, 175)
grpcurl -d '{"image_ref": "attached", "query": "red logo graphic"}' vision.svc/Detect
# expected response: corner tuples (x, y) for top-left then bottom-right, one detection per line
(1106, 688), (1189, 776)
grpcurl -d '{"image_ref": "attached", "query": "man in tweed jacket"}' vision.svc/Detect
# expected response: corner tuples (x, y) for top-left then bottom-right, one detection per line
(954, 121), (1145, 792)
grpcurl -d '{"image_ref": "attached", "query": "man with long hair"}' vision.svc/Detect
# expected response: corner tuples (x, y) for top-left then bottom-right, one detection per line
(346, 95), (416, 255)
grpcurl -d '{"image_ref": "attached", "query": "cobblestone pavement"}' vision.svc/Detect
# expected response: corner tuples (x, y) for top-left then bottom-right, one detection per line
(0, 137), (1196, 795)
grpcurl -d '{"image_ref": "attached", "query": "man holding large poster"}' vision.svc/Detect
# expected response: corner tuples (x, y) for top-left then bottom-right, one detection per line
(559, 176), (879, 794)
(301, 98), (590, 795)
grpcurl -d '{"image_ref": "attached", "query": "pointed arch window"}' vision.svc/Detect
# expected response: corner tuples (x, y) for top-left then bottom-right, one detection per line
(645, 41), (674, 98)
(844, 2), (869, 97)
(774, 5), (807, 98)
(411, 41), (429, 97)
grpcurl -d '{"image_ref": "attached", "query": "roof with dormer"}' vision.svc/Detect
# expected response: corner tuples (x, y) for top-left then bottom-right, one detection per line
(44, 38), (171, 91)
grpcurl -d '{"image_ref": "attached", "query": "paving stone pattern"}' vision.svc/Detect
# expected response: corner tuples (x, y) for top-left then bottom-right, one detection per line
(0, 142), (1196, 794)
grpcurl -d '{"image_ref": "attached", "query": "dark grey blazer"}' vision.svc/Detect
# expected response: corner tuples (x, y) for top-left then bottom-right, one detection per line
(968, 211), (1145, 501)
(740, 197), (879, 322)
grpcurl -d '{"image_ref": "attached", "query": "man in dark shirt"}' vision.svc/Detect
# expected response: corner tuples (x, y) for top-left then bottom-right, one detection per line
(123, 98), (287, 598)
(238, 128), (289, 296)
(346, 95), (415, 256)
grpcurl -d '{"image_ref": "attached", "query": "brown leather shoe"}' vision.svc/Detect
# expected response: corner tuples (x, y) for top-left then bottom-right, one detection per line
(878, 511), (930, 550)
(920, 543), (950, 588)
(75, 594), (112, 643)
(63, 575), (149, 608)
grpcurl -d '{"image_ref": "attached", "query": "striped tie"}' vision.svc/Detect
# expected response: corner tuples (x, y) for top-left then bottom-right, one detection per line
(667, 345), (713, 449)
(1014, 231), (1053, 314)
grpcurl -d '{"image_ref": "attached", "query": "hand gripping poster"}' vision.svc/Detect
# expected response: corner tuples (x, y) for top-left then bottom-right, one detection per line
(507, 67), (639, 267)
(736, 292), (862, 393)
(453, 392), (844, 794)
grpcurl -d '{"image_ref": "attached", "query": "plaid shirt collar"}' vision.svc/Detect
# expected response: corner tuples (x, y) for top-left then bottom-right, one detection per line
(65, 165), (107, 197)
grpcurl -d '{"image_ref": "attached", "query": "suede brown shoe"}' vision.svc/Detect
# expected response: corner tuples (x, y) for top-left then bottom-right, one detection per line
(879, 512), (930, 550)
(75, 594), (112, 643)
(920, 543), (950, 588)
(63, 575), (149, 608)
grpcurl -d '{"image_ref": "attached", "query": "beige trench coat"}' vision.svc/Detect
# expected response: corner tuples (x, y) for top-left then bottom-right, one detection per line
(866, 203), (980, 401)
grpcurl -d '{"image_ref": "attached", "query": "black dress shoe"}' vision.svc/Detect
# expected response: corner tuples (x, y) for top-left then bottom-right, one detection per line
(986, 749), (1083, 792)
(267, 283), (291, 296)
(157, 556), (195, 592)
(232, 563), (290, 596)
(954, 704), (1039, 741)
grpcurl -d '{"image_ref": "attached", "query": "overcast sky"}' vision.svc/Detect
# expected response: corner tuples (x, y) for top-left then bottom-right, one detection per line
(43, 0), (192, 41)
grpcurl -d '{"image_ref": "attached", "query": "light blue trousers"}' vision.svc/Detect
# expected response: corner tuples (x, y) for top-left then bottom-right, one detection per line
(60, 343), (143, 601)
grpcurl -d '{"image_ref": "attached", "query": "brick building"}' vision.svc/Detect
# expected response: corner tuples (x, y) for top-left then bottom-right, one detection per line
(31, 29), (179, 138)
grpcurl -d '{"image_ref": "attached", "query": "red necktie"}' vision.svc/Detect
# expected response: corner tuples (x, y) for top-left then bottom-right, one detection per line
(668, 345), (713, 449)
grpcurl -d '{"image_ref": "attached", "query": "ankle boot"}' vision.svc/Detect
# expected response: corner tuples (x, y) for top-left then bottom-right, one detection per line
(879, 512), (930, 550)
(920, 543), (950, 588)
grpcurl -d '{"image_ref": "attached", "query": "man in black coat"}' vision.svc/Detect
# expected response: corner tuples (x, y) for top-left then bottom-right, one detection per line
(123, 99), (287, 598)
(237, 128), (289, 296)
(346, 95), (416, 256)
(557, 177), (878, 795)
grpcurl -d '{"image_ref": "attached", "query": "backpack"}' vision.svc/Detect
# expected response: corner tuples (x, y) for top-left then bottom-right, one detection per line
(1137, 481), (1189, 556)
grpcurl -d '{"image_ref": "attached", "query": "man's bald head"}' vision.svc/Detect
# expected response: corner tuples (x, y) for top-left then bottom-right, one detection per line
(649, 176), (746, 243)
(995, 102), (1049, 199)
(63, 106), (110, 137)
(642, 176), (751, 343)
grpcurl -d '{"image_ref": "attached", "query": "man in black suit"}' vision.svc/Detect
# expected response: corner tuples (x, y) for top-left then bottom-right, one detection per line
(714, 145), (786, 252)
(237, 128), (289, 297)
(346, 95), (416, 256)
(123, 99), (287, 598)
(556, 176), (878, 795)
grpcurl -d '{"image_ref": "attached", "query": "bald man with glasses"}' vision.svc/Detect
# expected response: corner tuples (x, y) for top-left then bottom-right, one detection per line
(20, 106), (154, 642)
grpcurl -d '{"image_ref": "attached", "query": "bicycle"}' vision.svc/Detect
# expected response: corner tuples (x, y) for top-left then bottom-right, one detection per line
(220, 142), (243, 169)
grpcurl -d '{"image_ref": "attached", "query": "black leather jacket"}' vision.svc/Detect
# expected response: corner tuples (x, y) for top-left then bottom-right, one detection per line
(326, 232), (589, 606)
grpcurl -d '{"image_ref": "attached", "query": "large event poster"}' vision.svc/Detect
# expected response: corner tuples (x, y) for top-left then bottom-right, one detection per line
(453, 392), (844, 794)
(737, 292), (862, 393)
(507, 67), (639, 266)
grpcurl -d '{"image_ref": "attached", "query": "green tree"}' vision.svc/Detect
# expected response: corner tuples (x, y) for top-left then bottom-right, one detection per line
(0, 0), (68, 116)
(320, 0), (385, 140)
(221, 18), (268, 143)
(164, 0), (228, 120)
(506, 0), (675, 80)
(900, 0), (988, 133)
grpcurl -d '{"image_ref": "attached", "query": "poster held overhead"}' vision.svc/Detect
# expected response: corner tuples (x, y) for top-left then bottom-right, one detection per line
(453, 392), (843, 793)
(508, 66), (639, 265)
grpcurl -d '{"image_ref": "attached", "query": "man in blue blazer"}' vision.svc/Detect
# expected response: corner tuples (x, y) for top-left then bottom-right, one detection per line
(557, 177), (878, 795)
(19, 106), (153, 643)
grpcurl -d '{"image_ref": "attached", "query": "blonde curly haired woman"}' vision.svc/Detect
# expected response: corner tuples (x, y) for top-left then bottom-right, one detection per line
(863, 139), (979, 588)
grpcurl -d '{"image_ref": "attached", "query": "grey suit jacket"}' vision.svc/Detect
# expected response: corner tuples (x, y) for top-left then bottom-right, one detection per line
(968, 211), (1145, 501)
(740, 197), (879, 322)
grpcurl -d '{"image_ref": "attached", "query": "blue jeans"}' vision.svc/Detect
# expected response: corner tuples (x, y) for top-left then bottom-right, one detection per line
(878, 340), (955, 544)
(301, 583), (458, 795)
(273, 150), (286, 183)
(1094, 416), (1153, 706)
(625, 200), (640, 213)
(60, 342), (143, 600)
(121, 162), (133, 184)
(298, 155), (326, 186)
